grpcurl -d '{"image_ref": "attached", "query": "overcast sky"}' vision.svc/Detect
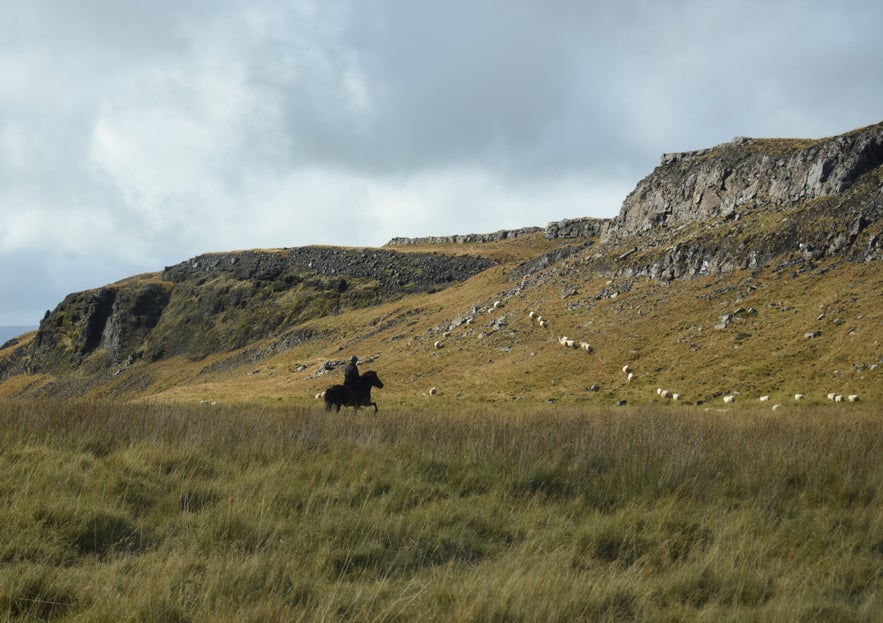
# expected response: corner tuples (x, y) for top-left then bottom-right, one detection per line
(1, 0), (881, 326)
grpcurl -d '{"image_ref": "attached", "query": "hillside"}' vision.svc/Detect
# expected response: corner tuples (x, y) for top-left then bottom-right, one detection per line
(1, 121), (881, 406)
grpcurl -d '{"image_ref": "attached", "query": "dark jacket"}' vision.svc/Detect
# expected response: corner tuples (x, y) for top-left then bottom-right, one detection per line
(344, 362), (360, 388)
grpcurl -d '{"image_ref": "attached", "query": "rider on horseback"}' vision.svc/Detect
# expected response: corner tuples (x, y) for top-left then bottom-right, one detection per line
(343, 355), (360, 402)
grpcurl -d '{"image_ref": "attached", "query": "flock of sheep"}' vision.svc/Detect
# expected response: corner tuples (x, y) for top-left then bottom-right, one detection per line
(418, 295), (866, 407)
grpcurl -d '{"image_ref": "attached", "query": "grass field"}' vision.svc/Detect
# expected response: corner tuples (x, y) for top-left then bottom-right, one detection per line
(1, 400), (881, 621)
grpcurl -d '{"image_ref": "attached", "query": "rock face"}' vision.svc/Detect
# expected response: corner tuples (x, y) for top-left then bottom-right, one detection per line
(604, 122), (883, 242)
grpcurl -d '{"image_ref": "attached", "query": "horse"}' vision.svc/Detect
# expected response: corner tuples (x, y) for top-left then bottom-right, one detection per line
(324, 370), (384, 413)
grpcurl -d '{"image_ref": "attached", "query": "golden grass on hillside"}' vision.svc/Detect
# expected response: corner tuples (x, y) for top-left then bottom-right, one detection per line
(1, 399), (881, 621)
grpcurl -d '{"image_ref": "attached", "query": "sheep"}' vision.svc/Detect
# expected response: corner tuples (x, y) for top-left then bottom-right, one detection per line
(429, 387), (438, 396)
(660, 390), (671, 399)
(759, 395), (770, 402)
(622, 365), (632, 374)
(627, 372), (635, 382)
(528, 311), (537, 319)
(579, 341), (592, 352)
(434, 340), (444, 349)
(538, 318), (547, 328)
(492, 300), (503, 309)
(723, 395), (736, 404)
(834, 394), (844, 402)
(558, 336), (569, 346)
(848, 394), (860, 402)
(772, 404), (782, 410)
(671, 393), (681, 401)
(794, 394), (805, 401)
(565, 339), (576, 349)
(656, 388), (664, 395)
(827, 392), (837, 400)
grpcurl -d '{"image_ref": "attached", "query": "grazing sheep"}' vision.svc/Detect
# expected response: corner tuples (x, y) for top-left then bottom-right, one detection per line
(538, 318), (547, 328)
(656, 388), (663, 395)
(434, 340), (444, 349)
(834, 395), (844, 402)
(558, 336), (569, 346)
(759, 395), (770, 402)
(827, 392), (837, 400)
(723, 395), (736, 404)
(565, 339), (576, 349)
(528, 311), (537, 319)
(579, 341), (592, 352)
(848, 394), (860, 402)
(772, 404), (782, 410)
(622, 365), (632, 374)
(794, 394), (805, 401)
(493, 300), (503, 309)
(660, 390), (671, 399)
(429, 387), (438, 396)
(627, 372), (635, 382)
(671, 393), (681, 401)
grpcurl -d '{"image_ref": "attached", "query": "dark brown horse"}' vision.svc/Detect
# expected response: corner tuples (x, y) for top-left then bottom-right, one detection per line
(324, 370), (384, 413)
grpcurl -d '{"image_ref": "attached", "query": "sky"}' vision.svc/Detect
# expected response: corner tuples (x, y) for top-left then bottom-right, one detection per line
(1, 0), (882, 326)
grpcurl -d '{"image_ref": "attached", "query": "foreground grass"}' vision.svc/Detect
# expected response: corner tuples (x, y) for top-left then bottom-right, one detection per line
(0, 401), (881, 622)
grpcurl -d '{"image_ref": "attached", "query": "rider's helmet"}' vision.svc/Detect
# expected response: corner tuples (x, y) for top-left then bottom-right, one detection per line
(350, 355), (358, 363)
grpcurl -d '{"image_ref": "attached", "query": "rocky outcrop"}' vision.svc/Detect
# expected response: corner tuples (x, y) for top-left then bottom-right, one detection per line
(28, 282), (171, 371)
(603, 122), (883, 242)
(162, 247), (494, 296)
(387, 227), (542, 246)
(544, 217), (608, 240)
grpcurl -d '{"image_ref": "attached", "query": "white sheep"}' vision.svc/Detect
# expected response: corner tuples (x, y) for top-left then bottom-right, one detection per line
(794, 394), (805, 401)
(538, 319), (547, 328)
(723, 395), (736, 404)
(579, 341), (592, 352)
(848, 394), (860, 402)
(834, 395), (844, 402)
(622, 365), (632, 374)
(759, 395), (770, 402)
(429, 387), (438, 396)
(827, 392), (837, 400)
(656, 387), (664, 395)
(772, 404), (782, 410)
(671, 393), (681, 401)
(434, 340), (444, 349)
(627, 372), (635, 382)
(660, 390), (671, 399)
(558, 336), (569, 346)
(528, 311), (537, 319)
(565, 339), (576, 349)
(493, 300), (503, 309)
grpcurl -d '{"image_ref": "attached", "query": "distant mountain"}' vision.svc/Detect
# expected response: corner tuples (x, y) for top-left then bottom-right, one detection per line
(0, 326), (36, 347)
(1, 121), (880, 404)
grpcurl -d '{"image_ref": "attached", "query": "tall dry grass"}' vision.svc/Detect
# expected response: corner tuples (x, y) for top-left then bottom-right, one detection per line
(0, 399), (880, 621)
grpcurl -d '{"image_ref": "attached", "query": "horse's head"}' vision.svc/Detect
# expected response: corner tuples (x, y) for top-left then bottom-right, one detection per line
(360, 370), (384, 388)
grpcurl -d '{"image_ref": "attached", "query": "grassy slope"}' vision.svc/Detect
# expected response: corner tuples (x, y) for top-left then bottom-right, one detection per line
(82, 237), (879, 409)
(0, 226), (879, 407)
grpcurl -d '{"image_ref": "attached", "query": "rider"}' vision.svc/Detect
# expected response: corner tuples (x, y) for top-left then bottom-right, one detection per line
(343, 355), (360, 401)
